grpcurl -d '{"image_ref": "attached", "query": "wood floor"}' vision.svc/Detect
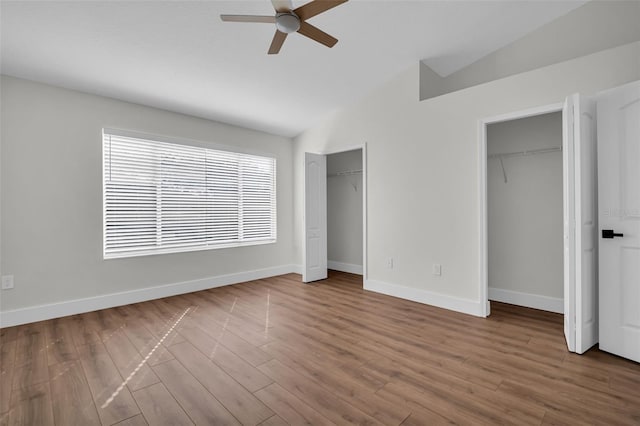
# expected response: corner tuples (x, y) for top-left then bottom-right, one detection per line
(1, 271), (639, 425)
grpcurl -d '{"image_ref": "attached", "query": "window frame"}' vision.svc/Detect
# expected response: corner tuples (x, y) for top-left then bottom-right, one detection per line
(102, 128), (277, 260)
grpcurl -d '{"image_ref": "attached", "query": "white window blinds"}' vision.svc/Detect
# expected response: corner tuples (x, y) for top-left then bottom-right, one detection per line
(103, 130), (276, 259)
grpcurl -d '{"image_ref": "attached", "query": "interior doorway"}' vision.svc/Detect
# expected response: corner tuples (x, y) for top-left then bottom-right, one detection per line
(479, 97), (599, 355)
(303, 145), (367, 284)
(327, 149), (363, 276)
(486, 112), (564, 314)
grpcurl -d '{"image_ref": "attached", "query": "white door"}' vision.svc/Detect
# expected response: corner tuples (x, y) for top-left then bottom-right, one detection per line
(303, 152), (327, 283)
(563, 93), (598, 354)
(597, 81), (640, 363)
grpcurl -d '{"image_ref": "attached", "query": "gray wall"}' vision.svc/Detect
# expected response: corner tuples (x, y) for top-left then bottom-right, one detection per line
(487, 112), (563, 299)
(0, 76), (294, 312)
(421, 1), (640, 100)
(327, 150), (363, 270)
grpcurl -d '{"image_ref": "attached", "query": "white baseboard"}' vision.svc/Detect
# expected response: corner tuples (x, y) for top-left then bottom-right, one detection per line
(489, 288), (563, 314)
(0, 264), (300, 328)
(364, 279), (484, 317)
(328, 261), (363, 275)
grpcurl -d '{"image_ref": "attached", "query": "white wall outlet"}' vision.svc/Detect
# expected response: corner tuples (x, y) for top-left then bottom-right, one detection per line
(432, 264), (442, 276)
(1, 275), (14, 290)
(385, 257), (394, 269)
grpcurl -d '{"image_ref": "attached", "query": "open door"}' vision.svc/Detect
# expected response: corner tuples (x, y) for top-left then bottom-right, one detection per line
(303, 152), (327, 283)
(563, 93), (598, 354)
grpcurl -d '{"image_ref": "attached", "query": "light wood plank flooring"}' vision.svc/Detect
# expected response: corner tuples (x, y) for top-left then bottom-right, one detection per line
(1, 271), (639, 425)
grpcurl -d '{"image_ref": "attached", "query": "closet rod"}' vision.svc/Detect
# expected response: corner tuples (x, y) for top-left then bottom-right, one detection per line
(488, 146), (561, 159)
(327, 169), (362, 177)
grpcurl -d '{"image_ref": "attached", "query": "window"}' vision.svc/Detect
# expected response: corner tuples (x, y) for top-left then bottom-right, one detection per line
(103, 130), (276, 259)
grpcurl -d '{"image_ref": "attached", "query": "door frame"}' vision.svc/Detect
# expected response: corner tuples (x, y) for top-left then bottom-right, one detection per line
(304, 143), (368, 282)
(478, 103), (564, 318)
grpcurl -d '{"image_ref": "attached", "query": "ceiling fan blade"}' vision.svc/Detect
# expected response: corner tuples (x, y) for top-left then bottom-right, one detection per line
(268, 30), (288, 54)
(296, 21), (338, 48)
(220, 15), (276, 23)
(271, 0), (293, 13)
(294, 0), (348, 20)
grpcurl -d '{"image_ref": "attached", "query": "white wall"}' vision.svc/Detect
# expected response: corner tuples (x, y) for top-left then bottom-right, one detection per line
(420, 1), (640, 100)
(0, 76), (295, 322)
(327, 149), (363, 272)
(293, 41), (640, 316)
(487, 113), (563, 301)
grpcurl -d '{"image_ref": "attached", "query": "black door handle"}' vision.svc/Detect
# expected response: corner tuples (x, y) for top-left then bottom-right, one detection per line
(602, 229), (624, 239)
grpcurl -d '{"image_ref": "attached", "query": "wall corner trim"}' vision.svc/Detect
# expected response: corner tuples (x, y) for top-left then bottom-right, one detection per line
(489, 288), (563, 314)
(0, 265), (301, 328)
(364, 279), (485, 317)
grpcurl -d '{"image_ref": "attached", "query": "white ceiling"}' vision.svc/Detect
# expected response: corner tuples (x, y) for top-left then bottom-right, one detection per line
(1, 1), (585, 137)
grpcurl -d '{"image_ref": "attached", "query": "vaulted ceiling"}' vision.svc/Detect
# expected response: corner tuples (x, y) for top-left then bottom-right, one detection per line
(1, 1), (585, 137)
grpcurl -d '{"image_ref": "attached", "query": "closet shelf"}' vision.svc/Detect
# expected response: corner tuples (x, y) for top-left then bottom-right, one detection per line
(327, 169), (362, 177)
(488, 146), (562, 159)
(489, 146), (561, 184)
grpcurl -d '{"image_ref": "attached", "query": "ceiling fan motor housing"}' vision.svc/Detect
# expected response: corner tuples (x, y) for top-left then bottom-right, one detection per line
(220, 0), (348, 54)
(275, 12), (300, 33)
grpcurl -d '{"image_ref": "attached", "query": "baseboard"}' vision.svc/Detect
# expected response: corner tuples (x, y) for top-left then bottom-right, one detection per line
(489, 288), (563, 314)
(0, 264), (300, 328)
(364, 279), (484, 317)
(328, 261), (363, 275)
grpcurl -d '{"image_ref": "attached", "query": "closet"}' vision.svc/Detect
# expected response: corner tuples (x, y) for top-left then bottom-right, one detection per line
(487, 112), (564, 313)
(326, 149), (363, 275)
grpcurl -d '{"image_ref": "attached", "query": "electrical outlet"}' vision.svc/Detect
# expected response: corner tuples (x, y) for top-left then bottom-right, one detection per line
(432, 264), (442, 276)
(385, 257), (394, 269)
(1, 275), (14, 290)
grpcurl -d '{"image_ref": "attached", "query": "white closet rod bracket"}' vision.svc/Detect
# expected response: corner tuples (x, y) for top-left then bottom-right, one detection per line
(499, 157), (507, 183)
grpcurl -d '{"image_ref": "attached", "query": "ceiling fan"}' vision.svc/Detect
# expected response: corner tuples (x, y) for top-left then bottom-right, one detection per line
(221, 0), (348, 55)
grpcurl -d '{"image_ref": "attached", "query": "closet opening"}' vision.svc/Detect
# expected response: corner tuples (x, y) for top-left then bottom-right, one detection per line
(486, 110), (564, 316)
(326, 148), (364, 278)
(303, 145), (367, 284)
(480, 97), (599, 354)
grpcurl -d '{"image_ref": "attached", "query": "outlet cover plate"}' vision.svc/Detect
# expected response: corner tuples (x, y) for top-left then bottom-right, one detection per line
(1, 275), (14, 290)
(432, 264), (442, 276)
